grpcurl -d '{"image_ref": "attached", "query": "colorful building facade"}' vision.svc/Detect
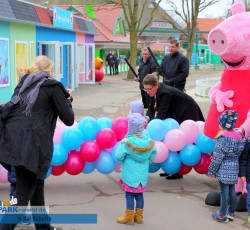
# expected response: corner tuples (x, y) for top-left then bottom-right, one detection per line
(0, 0), (97, 103)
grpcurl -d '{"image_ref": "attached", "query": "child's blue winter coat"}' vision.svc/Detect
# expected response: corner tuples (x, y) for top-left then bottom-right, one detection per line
(115, 135), (156, 188)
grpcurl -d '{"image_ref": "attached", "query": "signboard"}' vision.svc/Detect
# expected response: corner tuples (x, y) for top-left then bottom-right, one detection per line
(191, 53), (199, 65)
(53, 6), (73, 29)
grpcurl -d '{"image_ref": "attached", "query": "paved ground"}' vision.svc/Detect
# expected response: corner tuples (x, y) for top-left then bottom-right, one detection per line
(1, 69), (249, 230)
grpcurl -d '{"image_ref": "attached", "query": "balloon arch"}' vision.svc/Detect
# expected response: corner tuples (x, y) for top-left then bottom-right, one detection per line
(0, 116), (216, 183)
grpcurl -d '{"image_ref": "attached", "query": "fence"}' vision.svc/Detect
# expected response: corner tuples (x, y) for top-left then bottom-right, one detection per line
(195, 77), (220, 98)
(103, 62), (129, 75)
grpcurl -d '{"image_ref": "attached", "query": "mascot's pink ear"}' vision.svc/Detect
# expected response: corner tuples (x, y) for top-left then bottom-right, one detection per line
(232, 2), (245, 15)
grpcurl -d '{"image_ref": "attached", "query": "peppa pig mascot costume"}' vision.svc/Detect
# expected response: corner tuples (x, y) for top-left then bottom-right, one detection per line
(204, 2), (250, 211)
(204, 2), (250, 139)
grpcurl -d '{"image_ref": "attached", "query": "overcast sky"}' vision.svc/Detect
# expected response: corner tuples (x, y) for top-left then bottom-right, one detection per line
(198, 0), (232, 18)
(159, 0), (242, 19)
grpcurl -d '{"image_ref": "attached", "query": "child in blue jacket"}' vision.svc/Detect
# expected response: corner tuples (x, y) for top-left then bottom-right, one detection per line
(115, 113), (156, 225)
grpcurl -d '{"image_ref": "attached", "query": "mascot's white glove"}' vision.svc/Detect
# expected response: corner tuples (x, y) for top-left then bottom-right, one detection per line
(209, 81), (234, 112)
(240, 109), (250, 138)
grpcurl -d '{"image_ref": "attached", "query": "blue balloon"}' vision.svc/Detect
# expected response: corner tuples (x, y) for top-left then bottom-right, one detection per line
(97, 117), (113, 129)
(180, 144), (201, 166)
(51, 144), (69, 166)
(164, 118), (180, 132)
(45, 165), (52, 179)
(196, 133), (216, 153)
(146, 119), (167, 141)
(78, 116), (101, 141)
(111, 141), (122, 163)
(82, 162), (96, 174)
(96, 150), (116, 174)
(161, 151), (181, 174)
(149, 163), (161, 173)
(62, 127), (83, 150)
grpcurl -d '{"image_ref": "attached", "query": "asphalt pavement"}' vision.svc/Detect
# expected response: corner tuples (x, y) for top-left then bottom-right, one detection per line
(1, 69), (249, 230)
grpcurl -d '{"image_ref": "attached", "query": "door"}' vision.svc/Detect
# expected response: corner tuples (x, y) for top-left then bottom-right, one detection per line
(77, 43), (95, 84)
(38, 41), (61, 81)
(61, 42), (75, 89)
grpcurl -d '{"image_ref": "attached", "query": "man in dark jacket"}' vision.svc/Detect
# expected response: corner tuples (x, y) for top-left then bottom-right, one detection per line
(137, 47), (157, 109)
(105, 51), (115, 75)
(160, 39), (189, 91)
(143, 73), (204, 180)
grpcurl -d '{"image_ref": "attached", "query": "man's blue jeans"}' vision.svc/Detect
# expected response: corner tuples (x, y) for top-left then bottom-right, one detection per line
(219, 181), (236, 216)
(125, 192), (144, 210)
(246, 182), (250, 215)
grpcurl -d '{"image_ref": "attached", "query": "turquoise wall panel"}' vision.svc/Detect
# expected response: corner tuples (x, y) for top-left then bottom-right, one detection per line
(0, 21), (11, 103)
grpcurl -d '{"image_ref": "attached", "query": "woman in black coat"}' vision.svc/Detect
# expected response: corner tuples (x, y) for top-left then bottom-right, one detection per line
(143, 73), (204, 180)
(0, 55), (74, 230)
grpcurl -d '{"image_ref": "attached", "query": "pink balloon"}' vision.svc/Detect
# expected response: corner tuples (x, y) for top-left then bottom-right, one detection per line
(53, 121), (68, 144)
(71, 121), (78, 128)
(153, 141), (169, 163)
(79, 141), (101, 162)
(114, 163), (122, 173)
(111, 117), (128, 141)
(196, 121), (205, 134)
(180, 120), (200, 144)
(163, 129), (186, 151)
(65, 151), (85, 175)
(0, 164), (8, 183)
(96, 128), (117, 149)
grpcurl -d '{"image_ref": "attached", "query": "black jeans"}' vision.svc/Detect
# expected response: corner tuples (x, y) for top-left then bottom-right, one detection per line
(140, 90), (150, 109)
(0, 166), (51, 230)
(108, 64), (114, 75)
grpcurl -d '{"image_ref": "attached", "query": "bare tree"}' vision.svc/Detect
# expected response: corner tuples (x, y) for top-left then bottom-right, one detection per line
(122, 0), (165, 79)
(161, 0), (219, 62)
(93, 0), (162, 79)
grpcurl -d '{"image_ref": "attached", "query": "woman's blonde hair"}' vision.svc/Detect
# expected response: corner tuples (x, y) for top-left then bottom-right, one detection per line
(28, 55), (54, 75)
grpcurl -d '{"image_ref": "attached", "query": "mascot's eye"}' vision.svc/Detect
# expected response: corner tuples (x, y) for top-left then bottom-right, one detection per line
(221, 40), (225, 44)
(212, 40), (215, 44)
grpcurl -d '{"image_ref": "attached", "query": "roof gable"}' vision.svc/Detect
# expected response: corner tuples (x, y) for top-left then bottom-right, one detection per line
(9, 0), (40, 23)
(67, 5), (84, 15)
(197, 18), (224, 40)
(34, 6), (52, 25)
(197, 18), (224, 31)
(0, 0), (16, 19)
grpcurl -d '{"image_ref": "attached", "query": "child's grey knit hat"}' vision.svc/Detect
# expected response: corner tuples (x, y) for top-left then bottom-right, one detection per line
(128, 113), (145, 135)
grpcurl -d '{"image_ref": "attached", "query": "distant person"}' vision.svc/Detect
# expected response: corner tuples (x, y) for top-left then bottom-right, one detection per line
(239, 128), (250, 223)
(114, 54), (120, 75)
(137, 47), (157, 109)
(143, 72), (204, 180)
(160, 39), (189, 91)
(105, 51), (115, 75)
(208, 110), (246, 223)
(0, 55), (74, 230)
(115, 113), (156, 225)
